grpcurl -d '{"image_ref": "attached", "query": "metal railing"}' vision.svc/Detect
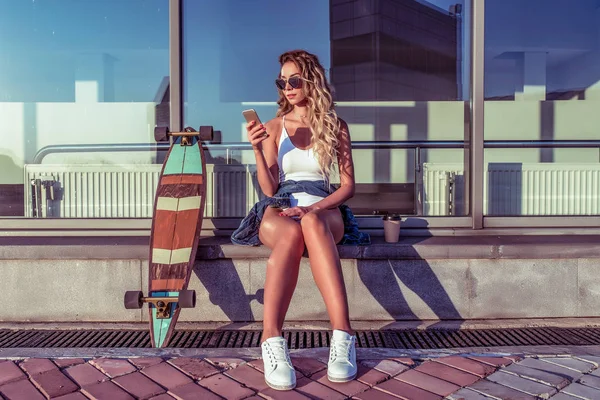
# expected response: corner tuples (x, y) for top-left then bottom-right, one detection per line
(22, 139), (600, 220)
(32, 140), (468, 164)
(32, 139), (600, 164)
(32, 140), (600, 216)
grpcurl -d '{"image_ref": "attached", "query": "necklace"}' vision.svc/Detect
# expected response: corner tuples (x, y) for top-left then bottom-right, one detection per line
(294, 110), (307, 119)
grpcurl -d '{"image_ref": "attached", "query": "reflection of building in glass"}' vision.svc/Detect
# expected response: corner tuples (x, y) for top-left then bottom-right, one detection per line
(329, 0), (461, 101)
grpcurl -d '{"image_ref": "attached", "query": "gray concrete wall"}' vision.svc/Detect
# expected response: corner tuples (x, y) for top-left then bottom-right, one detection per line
(2, 256), (599, 323)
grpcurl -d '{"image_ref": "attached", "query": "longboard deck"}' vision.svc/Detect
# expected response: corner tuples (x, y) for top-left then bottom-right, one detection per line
(148, 135), (206, 348)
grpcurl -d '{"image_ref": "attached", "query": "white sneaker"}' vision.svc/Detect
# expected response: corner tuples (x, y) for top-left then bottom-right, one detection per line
(261, 336), (296, 390)
(327, 329), (357, 382)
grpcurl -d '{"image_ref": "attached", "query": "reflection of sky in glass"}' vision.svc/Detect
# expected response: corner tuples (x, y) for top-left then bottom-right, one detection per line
(2, 1), (599, 121)
(183, 0), (331, 140)
(0, 0), (461, 106)
(0, 0), (169, 102)
(182, 0), (468, 141)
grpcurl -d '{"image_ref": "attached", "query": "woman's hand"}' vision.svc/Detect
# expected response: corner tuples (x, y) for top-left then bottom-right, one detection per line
(246, 120), (268, 149)
(279, 206), (313, 219)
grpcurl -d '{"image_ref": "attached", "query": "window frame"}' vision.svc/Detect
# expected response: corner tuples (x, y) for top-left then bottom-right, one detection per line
(3, 0), (600, 236)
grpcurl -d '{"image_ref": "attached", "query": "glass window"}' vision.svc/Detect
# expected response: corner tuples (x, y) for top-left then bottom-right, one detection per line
(183, 0), (472, 217)
(484, 0), (600, 216)
(0, 0), (169, 218)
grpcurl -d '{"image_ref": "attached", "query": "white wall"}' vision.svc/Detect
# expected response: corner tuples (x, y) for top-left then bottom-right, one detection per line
(0, 99), (156, 184)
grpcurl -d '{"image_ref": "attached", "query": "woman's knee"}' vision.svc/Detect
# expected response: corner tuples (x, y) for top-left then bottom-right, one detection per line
(261, 219), (304, 249)
(300, 211), (328, 234)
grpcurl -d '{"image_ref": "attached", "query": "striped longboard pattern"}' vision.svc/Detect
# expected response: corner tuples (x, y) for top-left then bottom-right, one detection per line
(149, 137), (206, 348)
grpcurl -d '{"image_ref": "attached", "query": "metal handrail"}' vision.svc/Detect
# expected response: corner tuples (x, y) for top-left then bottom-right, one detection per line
(31, 140), (600, 164)
(485, 140), (600, 149)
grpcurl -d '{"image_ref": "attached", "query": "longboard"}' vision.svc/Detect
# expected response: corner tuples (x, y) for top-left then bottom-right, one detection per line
(124, 125), (213, 348)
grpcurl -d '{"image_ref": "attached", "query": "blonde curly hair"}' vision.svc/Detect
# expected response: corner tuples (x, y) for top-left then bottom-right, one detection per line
(275, 50), (341, 181)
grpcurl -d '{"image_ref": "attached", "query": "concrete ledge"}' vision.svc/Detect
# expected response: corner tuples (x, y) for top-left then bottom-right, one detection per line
(2, 256), (600, 322)
(1, 235), (599, 260)
(1, 236), (599, 323)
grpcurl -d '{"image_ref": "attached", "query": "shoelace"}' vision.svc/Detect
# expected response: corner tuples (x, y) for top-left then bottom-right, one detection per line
(330, 338), (354, 363)
(266, 341), (291, 368)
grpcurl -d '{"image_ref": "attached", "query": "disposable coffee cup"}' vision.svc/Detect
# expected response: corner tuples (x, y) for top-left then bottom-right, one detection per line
(382, 214), (401, 243)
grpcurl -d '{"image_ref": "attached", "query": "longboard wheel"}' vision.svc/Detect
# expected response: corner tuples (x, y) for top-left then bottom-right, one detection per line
(124, 291), (143, 309)
(179, 289), (196, 308)
(154, 126), (169, 142)
(199, 125), (214, 141)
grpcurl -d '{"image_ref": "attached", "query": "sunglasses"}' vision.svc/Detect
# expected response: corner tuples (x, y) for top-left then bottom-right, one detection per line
(275, 76), (305, 90)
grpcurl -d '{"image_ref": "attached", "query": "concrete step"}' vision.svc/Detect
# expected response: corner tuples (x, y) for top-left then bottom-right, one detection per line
(1, 236), (599, 323)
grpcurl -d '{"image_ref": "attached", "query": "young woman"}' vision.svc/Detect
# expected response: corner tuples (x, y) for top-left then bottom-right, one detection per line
(232, 49), (369, 391)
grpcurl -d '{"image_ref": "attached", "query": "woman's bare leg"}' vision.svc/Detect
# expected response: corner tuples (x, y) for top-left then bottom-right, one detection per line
(259, 207), (305, 342)
(300, 209), (353, 334)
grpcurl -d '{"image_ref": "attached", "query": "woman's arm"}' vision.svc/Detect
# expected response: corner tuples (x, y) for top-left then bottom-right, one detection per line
(248, 119), (280, 197)
(310, 119), (355, 210)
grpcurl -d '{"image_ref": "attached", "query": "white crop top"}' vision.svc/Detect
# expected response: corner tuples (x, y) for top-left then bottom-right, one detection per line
(277, 116), (327, 207)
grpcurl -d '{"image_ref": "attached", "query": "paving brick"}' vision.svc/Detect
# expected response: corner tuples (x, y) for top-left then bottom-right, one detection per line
(468, 379), (536, 399)
(168, 382), (221, 400)
(148, 394), (174, 400)
(82, 381), (135, 400)
(562, 382), (600, 399)
(205, 357), (247, 370)
(113, 371), (166, 399)
(579, 373), (600, 389)
(198, 373), (255, 399)
(294, 377), (345, 400)
(142, 362), (193, 390)
(310, 369), (370, 397)
(224, 364), (269, 391)
(435, 356), (496, 378)
(168, 358), (220, 379)
(503, 363), (571, 389)
(503, 355), (524, 363)
(90, 358), (136, 378)
(517, 358), (583, 381)
(446, 388), (491, 400)
(574, 355), (600, 368)
(358, 359), (408, 377)
(391, 357), (415, 366)
(289, 357), (326, 377)
(0, 379), (46, 400)
(19, 359), (57, 375)
(353, 387), (403, 399)
(467, 356), (514, 367)
(415, 360), (481, 386)
(54, 393), (89, 400)
(485, 370), (557, 398)
(547, 394), (580, 400)
(258, 387), (310, 399)
(129, 357), (164, 369)
(64, 363), (108, 387)
(246, 360), (303, 380)
(53, 359), (86, 369)
(540, 357), (595, 373)
(356, 364), (389, 387)
(375, 378), (442, 400)
(394, 369), (460, 397)
(30, 369), (79, 398)
(0, 361), (25, 385)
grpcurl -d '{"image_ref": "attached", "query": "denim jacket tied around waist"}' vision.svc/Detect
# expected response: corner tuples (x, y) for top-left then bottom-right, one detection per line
(230, 180), (371, 247)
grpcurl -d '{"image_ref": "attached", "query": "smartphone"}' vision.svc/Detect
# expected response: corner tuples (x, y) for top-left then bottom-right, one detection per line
(242, 109), (268, 137)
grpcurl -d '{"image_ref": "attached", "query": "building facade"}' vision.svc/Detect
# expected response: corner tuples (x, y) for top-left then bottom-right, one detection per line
(0, 0), (599, 234)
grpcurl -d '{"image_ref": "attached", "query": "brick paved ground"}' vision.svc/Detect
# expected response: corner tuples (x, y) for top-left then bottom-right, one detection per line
(2, 351), (600, 399)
